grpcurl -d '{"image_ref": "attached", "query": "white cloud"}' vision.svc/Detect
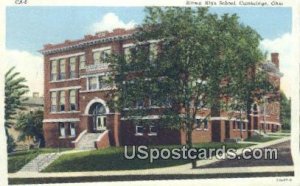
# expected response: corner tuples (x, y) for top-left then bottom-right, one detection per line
(4, 50), (44, 97)
(90, 12), (136, 33)
(260, 33), (296, 98)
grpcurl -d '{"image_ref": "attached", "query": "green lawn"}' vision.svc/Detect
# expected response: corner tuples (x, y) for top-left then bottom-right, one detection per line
(244, 136), (281, 143)
(8, 148), (70, 173)
(43, 143), (253, 172)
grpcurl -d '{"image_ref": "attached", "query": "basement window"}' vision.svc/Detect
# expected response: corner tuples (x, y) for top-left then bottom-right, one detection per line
(135, 125), (144, 136)
(148, 125), (158, 136)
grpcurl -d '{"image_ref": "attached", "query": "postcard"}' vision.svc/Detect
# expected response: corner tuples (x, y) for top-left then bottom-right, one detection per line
(1, 0), (299, 186)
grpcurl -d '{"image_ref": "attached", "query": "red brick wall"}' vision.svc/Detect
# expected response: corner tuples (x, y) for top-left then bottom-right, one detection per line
(120, 121), (182, 146)
(95, 131), (110, 149)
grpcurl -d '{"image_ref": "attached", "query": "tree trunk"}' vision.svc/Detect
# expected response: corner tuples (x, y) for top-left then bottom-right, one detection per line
(186, 127), (197, 168)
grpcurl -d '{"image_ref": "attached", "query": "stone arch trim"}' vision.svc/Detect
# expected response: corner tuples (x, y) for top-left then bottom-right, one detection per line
(84, 97), (110, 115)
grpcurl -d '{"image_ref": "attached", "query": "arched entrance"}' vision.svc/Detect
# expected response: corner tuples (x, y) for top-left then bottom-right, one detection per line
(89, 103), (107, 132)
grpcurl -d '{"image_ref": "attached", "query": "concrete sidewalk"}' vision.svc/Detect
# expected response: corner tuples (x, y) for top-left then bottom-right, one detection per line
(9, 136), (291, 179)
(8, 165), (293, 178)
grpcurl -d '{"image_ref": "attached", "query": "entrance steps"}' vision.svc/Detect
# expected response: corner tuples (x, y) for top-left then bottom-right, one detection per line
(75, 132), (102, 150)
(19, 153), (61, 172)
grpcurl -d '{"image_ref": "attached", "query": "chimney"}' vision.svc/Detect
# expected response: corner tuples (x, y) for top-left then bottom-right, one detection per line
(113, 28), (126, 35)
(33, 92), (39, 98)
(43, 44), (52, 49)
(271, 53), (279, 68)
(84, 35), (93, 40)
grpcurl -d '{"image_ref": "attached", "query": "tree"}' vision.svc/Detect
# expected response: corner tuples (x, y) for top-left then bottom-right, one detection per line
(15, 110), (45, 147)
(5, 67), (29, 151)
(280, 91), (291, 130)
(5, 67), (29, 129)
(110, 7), (267, 168)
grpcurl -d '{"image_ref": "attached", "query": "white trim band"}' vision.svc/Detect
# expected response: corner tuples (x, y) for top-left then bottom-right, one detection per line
(123, 43), (134, 48)
(50, 86), (81, 92)
(49, 52), (85, 60)
(92, 47), (111, 52)
(43, 118), (80, 123)
(259, 121), (281, 125)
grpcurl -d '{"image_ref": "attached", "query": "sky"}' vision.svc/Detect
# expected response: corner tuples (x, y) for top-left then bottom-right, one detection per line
(4, 7), (294, 98)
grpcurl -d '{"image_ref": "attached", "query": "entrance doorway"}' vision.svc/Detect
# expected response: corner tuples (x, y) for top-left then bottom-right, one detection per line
(96, 116), (107, 131)
(89, 103), (107, 132)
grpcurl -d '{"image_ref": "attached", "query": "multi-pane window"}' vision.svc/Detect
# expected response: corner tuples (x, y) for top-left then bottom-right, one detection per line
(51, 60), (58, 81)
(98, 76), (110, 89)
(135, 99), (144, 108)
(149, 43), (158, 61)
(69, 90), (77, 111)
(79, 55), (86, 69)
(203, 119), (208, 130)
(50, 92), (57, 112)
(93, 49), (111, 64)
(69, 123), (76, 137)
(59, 59), (66, 80)
(88, 77), (98, 90)
(124, 47), (135, 63)
(100, 49), (111, 62)
(149, 125), (158, 136)
(196, 119), (202, 129)
(196, 119), (208, 130)
(59, 91), (65, 111)
(70, 57), (77, 78)
(93, 51), (101, 64)
(59, 123), (65, 137)
(135, 125), (144, 135)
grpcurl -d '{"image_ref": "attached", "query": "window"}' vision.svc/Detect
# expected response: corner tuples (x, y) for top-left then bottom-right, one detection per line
(243, 123), (246, 130)
(98, 76), (110, 89)
(70, 57), (77, 78)
(93, 51), (101, 64)
(163, 96), (172, 107)
(100, 49), (111, 62)
(88, 77), (97, 90)
(124, 47), (135, 63)
(135, 99), (144, 108)
(135, 125), (144, 136)
(59, 123), (65, 138)
(148, 125), (158, 136)
(203, 119), (208, 130)
(237, 121), (243, 130)
(149, 97), (159, 107)
(79, 55), (86, 69)
(196, 119), (202, 129)
(69, 90), (77, 111)
(69, 123), (76, 137)
(50, 92), (57, 112)
(149, 43), (158, 61)
(196, 119), (208, 130)
(233, 121), (236, 129)
(59, 59), (66, 80)
(50, 60), (58, 81)
(59, 91), (65, 111)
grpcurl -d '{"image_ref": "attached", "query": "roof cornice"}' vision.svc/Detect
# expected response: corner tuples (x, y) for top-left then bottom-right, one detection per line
(39, 34), (133, 55)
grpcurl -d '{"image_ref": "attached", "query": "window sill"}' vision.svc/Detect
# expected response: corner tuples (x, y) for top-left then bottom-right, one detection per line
(196, 128), (208, 131)
(80, 87), (116, 93)
(50, 78), (80, 83)
(148, 133), (157, 136)
(135, 133), (143, 136)
(50, 111), (80, 114)
(59, 136), (76, 139)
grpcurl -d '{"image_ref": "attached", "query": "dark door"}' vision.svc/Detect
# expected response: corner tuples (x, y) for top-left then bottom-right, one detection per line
(225, 121), (230, 139)
(211, 121), (221, 142)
